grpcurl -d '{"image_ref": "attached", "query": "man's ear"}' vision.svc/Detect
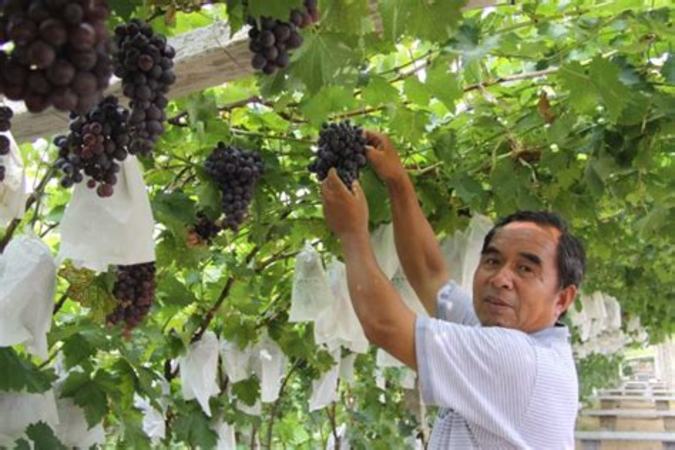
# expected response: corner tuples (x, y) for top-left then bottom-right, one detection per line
(555, 285), (578, 319)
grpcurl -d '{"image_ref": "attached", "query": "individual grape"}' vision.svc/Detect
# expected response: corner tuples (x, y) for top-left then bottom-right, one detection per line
(308, 120), (368, 189)
(53, 95), (130, 196)
(0, 0), (113, 114)
(113, 19), (175, 156)
(106, 262), (156, 330)
(204, 142), (264, 231)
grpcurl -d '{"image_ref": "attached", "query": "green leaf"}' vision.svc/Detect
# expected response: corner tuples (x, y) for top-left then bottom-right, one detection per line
(58, 263), (117, 323)
(61, 333), (95, 370)
(321, 0), (372, 35)
(558, 61), (597, 116)
(589, 56), (629, 121)
(24, 422), (66, 450)
(301, 85), (358, 126)
(173, 402), (218, 449)
(404, 77), (431, 106)
(0, 348), (56, 393)
(247, 0), (303, 20)
(362, 76), (399, 107)
(290, 33), (356, 94)
(60, 371), (109, 427)
(157, 275), (196, 307)
(390, 106), (428, 144)
(425, 62), (462, 110)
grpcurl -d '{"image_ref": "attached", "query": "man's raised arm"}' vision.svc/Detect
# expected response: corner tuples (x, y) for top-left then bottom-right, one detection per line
(365, 131), (450, 316)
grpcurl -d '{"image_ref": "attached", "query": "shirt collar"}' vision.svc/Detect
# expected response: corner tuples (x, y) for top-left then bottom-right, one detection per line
(530, 322), (570, 343)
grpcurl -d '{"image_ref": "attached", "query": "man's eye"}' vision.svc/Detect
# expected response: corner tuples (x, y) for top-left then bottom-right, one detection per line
(518, 265), (533, 273)
(485, 258), (499, 265)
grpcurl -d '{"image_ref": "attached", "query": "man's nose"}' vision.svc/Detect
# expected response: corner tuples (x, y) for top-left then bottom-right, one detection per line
(489, 265), (514, 290)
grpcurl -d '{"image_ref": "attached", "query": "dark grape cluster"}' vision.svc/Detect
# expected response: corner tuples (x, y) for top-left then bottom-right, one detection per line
(0, 0), (113, 114)
(0, 106), (13, 183)
(113, 19), (176, 156)
(308, 121), (368, 188)
(191, 212), (221, 244)
(106, 262), (156, 329)
(204, 142), (264, 231)
(247, 0), (319, 74)
(53, 95), (130, 197)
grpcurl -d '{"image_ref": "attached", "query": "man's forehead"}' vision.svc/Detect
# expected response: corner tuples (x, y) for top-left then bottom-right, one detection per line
(491, 221), (561, 249)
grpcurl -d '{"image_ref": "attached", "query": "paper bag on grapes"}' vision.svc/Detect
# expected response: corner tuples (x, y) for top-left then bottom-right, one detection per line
(59, 156), (154, 272)
(0, 391), (59, 446)
(370, 223), (399, 279)
(314, 259), (368, 354)
(461, 214), (493, 291)
(308, 349), (340, 411)
(289, 242), (334, 322)
(391, 267), (427, 317)
(179, 331), (220, 417)
(53, 395), (105, 448)
(0, 131), (31, 227)
(258, 337), (287, 403)
(0, 233), (56, 359)
(220, 339), (256, 383)
(134, 394), (166, 444)
(213, 419), (237, 450)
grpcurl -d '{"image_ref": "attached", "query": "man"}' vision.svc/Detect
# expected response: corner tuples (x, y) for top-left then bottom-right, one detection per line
(320, 130), (586, 449)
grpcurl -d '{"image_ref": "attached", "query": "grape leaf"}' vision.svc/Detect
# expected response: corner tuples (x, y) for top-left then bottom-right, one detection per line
(0, 348), (56, 393)
(23, 422), (66, 450)
(60, 371), (109, 427)
(58, 263), (117, 323)
(173, 402), (218, 449)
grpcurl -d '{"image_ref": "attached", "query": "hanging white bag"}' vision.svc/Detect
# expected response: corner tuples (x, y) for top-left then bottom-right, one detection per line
(319, 259), (369, 354)
(338, 354), (357, 384)
(58, 156), (155, 272)
(391, 268), (427, 316)
(213, 420), (237, 450)
(440, 230), (465, 280)
(0, 233), (56, 359)
(460, 214), (493, 291)
(0, 390), (59, 446)
(179, 331), (220, 417)
(309, 349), (340, 411)
(133, 394), (166, 444)
(220, 339), (256, 383)
(53, 395), (105, 448)
(258, 337), (287, 403)
(0, 131), (31, 226)
(370, 223), (399, 279)
(289, 242), (335, 322)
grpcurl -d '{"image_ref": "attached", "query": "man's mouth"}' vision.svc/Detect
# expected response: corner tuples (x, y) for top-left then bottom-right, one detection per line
(485, 295), (512, 309)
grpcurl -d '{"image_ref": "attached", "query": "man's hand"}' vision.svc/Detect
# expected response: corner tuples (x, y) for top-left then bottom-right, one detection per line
(364, 130), (407, 185)
(320, 168), (369, 239)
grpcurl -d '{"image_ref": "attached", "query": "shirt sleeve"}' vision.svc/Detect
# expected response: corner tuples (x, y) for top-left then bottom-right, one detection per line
(415, 317), (537, 433)
(436, 281), (480, 326)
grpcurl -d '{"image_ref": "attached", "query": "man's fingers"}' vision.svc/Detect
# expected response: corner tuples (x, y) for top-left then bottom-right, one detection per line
(364, 129), (382, 148)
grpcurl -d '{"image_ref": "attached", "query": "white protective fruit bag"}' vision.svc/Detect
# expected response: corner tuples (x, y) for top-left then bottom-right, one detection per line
(258, 337), (287, 403)
(370, 223), (399, 279)
(53, 395), (105, 448)
(179, 331), (220, 417)
(309, 349), (341, 411)
(0, 233), (56, 359)
(213, 420), (237, 450)
(289, 242), (334, 323)
(391, 267), (427, 317)
(460, 214), (493, 291)
(314, 259), (369, 354)
(134, 394), (166, 444)
(58, 156), (155, 272)
(0, 391), (59, 446)
(220, 339), (256, 383)
(0, 131), (31, 227)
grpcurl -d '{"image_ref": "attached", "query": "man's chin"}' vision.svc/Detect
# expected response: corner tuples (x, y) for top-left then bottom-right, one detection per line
(479, 315), (515, 329)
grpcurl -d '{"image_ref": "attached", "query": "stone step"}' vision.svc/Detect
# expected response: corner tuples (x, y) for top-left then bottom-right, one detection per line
(575, 430), (675, 450)
(578, 409), (675, 432)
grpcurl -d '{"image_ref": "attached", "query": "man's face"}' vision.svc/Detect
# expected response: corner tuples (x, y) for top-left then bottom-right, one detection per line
(472, 222), (575, 333)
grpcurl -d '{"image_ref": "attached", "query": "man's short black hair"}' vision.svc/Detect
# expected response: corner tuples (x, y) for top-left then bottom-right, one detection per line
(481, 211), (586, 290)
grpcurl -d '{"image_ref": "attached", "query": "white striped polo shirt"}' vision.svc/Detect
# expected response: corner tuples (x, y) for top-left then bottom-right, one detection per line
(415, 281), (578, 449)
